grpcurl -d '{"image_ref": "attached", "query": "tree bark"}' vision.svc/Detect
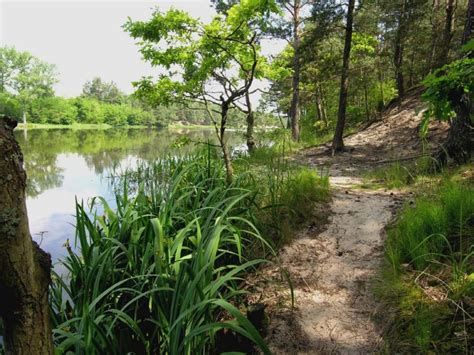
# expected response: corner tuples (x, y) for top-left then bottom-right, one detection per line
(436, 0), (456, 68)
(245, 91), (255, 153)
(332, 0), (355, 153)
(289, 0), (301, 141)
(0, 117), (53, 354)
(315, 84), (327, 127)
(394, 0), (407, 99)
(429, 0), (442, 72)
(462, 0), (474, 44)
(433, 2), (473, 168)
(219, 103), (234, 185)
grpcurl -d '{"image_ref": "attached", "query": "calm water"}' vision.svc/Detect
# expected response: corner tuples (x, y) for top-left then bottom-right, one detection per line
(14, 128), (243, 264)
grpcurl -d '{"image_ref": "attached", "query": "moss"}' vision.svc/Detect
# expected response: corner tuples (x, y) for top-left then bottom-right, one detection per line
(0, 208), (20, 238)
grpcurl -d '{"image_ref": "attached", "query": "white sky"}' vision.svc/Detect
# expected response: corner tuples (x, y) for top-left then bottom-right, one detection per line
(0, 0), (218, 97)
(1, 0), (285, 106)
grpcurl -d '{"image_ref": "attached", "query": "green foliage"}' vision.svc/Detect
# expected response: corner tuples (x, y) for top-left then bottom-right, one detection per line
(51, 153), (271, 354)
(0, 92), (22, 118)
(421, 58), (474, 135)
(29, 96), (77, 124)
(124, 0), (277, 112)
(0, 46), (57, 113)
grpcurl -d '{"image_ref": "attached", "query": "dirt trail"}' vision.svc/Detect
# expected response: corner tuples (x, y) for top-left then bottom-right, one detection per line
(262, 177), (401, 354)
(253, 91), (447, 354)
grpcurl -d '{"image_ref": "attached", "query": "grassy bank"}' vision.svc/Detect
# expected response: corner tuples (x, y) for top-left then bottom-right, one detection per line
(15, 122), (219, 131)
(376, 163), (474, 353)
(16, 122), (114, 130)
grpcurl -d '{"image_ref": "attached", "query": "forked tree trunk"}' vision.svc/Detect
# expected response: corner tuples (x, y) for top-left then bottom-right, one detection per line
(289, 0), (301, 141)
(332, 0), (355, 153)
(0, 117), (53, 354)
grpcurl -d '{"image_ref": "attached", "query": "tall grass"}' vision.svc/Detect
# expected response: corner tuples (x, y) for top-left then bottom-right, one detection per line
(386, 180), (474, 271)
(236, 141), (330, 248)
(50, 152), (272, 354)
(379, 174), (474, 353)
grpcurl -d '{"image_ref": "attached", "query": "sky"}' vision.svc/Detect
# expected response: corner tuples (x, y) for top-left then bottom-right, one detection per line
(0, 0), (220, 97)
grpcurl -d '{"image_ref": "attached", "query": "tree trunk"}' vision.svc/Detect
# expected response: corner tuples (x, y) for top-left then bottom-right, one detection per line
(436, 0), (456, 68)
(0, 117), (53, 354)
(316, 84), (328, 127)
(378, 60), (385, 110)
(219, 103), (234, 185)
(319, 85), (328, 124)
(429, 0), (441, 72)
(245, 91), (255, 153)
(462, 0), (474, 44)
(332, 0), (355, 153)
(408, 50), (415, 88)
(434, 94), (473, 166)
(290, 0), (301, 141)
(362, 68), (370, 121)
(433, 3), (473, 168)
(394, 0), (407, 98)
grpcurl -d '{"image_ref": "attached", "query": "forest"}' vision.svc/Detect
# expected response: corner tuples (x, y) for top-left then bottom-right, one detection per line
(0, 0), (473, 354)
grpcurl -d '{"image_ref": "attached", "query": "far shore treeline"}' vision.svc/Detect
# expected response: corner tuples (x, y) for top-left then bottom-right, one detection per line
(0, 46), (251, 127)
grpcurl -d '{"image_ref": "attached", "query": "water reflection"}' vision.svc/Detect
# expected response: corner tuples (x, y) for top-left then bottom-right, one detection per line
(14, 128), (241, 263)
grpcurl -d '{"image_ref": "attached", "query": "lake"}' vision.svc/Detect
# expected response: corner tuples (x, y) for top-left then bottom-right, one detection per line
(14, 127), (243, 265)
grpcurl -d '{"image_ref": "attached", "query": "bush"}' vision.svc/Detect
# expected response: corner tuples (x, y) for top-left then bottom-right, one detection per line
(0, 92), (22, 118)
(74, 97), (105, 124)
(29, 96), (77, 124)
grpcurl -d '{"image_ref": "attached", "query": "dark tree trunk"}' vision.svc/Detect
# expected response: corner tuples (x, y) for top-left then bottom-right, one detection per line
(394, 0), (407, 98)
(408, 50), (415, 88)
(219, 103), (234, 185)
(332, 0), (355, 153)
(429, 0), (441, 72)
(436, 0), (456, 68)
(434, 93), (473, 166)
(0, 117), (53, 354)
(434, 2), (474, 168)
(462, 0), (474, 44)
(245, 91), (256, 153)
(290, 0), (301, 141)
(362, 68), (370, 121)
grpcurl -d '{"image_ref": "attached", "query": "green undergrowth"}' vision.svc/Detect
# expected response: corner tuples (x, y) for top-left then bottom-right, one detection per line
(376, 163), (474, 353)
(362, 156), (434, 189)
(50, 145), (330, 354)
(236, 141), (331, 248)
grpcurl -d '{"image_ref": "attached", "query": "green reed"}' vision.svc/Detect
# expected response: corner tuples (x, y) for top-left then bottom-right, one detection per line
(50, 151), (272, 354)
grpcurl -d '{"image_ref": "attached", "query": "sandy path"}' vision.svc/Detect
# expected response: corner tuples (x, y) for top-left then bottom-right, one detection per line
(252, 92), (445, 354)
(262, 177), (401, 354)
